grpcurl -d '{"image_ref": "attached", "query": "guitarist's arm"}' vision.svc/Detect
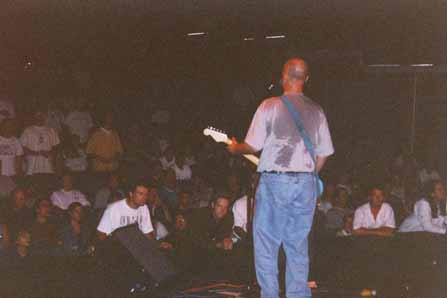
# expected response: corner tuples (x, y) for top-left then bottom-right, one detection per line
(316, 155), (328, 173)
(227, 138), (258, 155)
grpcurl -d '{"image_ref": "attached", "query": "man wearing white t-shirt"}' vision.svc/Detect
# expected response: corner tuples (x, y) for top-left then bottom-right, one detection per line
(64, 100), (93, 144)
(0, 119), (23, 177)
(97, 181), (154, 241)
(353, 186), (396, 237)
(173, 153), (192, 181)
(20, 110), (60, 175)
(50, 173), (90, 211)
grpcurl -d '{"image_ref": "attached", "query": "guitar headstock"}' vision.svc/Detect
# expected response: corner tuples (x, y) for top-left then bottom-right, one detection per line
(203, 126), (229, 143)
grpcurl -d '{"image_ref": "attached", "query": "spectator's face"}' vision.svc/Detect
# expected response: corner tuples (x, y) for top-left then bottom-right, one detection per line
(109, 175), (119, 189)
(13, 190), (27, 209)
(212, 197), (230, 220)
(178, 193), (191, 208)
(16, 231), (31, 247)
(337, 190), (349, 208)
(165, 148), (174, 160)
(147, 187), (159, 205)
(369, 189), (384, 208)
(34, 111), (45, 125)
(63, 175), (73, 191)
(433, 183), (446, 201)
(103, 112), (114, 128)
(176, 155), (185, 166)
(175, 214), (187, 231)
(344, 216), (354, 231)
(130, 186), (149, 207)
(37, 200), (52, 218)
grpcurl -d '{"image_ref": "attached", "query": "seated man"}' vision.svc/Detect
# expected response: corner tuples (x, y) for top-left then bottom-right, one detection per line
(353, 185), (396, 237)
(189, 194), (234, 252)
(1, 188), (33, 250)
(159, 212), (195, 270)
(50, 173), (90, 213)
(29, 198), (59, 252)
(58, 202), (91, 256)
(93, 172), (124, 210)
(97, 181), (154, 241)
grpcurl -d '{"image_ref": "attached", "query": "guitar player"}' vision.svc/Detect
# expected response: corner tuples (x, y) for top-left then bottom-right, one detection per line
(227, 58), (334, 298)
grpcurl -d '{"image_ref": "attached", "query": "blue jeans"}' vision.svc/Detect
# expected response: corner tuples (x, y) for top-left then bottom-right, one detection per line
(254, 172), (317, 298)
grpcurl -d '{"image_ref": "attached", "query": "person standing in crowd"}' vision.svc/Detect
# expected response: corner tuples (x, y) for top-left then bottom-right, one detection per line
(353, 185), (396, 237)
(86, 110), (123, 173)
(45, 99), (65, 134)
(64, 98), (94, 145)
(20, 109), (60, 183)
(159, 146), (175, 170)
(228, 58), (334, 298)
(399, 180), (447, 234)
(0, 96), (15, 123)
(0, 119), (24, 178)
(61, 134), (88, 174)
(173, 152), (192, 181)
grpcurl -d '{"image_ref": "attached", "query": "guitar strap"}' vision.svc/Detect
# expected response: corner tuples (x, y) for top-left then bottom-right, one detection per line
(280, 95), (321, 196)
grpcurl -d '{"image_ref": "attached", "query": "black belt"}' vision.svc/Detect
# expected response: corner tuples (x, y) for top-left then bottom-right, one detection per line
(263, 171), (312, 175)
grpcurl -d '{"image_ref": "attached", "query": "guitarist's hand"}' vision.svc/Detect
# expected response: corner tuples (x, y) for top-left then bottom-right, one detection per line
(227, 137), (239, 154)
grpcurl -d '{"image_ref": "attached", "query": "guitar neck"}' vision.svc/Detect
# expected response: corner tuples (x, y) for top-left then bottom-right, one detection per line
(224, 139), (259, 166)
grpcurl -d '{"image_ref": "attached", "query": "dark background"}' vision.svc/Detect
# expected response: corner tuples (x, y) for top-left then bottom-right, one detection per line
(1, 0), (446, 175)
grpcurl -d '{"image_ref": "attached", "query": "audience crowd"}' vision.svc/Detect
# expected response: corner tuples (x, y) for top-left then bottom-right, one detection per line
(0, 95), (445, 285)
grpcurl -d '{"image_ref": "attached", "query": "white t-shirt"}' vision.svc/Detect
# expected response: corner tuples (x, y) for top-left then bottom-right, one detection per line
(20, 125), (60, 175)
(232, 195), (254, 232)
(173, 164), (192, 180)
(64, 149), (88, 172)
(353, 202), (396, 230)
(97, 199), (154, 236)
(50, 189), (91, 210)
(419, 169), (441, 186)
(245, 94), (334, 172)
(0, 136), (24, 176)
(399, 199), (446, 234)
(64, 111), (93, 143)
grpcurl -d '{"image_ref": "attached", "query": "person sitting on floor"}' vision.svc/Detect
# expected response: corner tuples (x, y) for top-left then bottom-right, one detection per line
(97, 180), (154, 241)
(399, 180), (447, 234)
(353, 185), (396, 237)
(58, 202), (91, 256)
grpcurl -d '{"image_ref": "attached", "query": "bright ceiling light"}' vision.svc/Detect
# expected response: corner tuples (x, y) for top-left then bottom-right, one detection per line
(265, 35), (286, 39)
(410, 64), (433, 67)
(243, 37), (255, 41)
(187, 32), (206, 36)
